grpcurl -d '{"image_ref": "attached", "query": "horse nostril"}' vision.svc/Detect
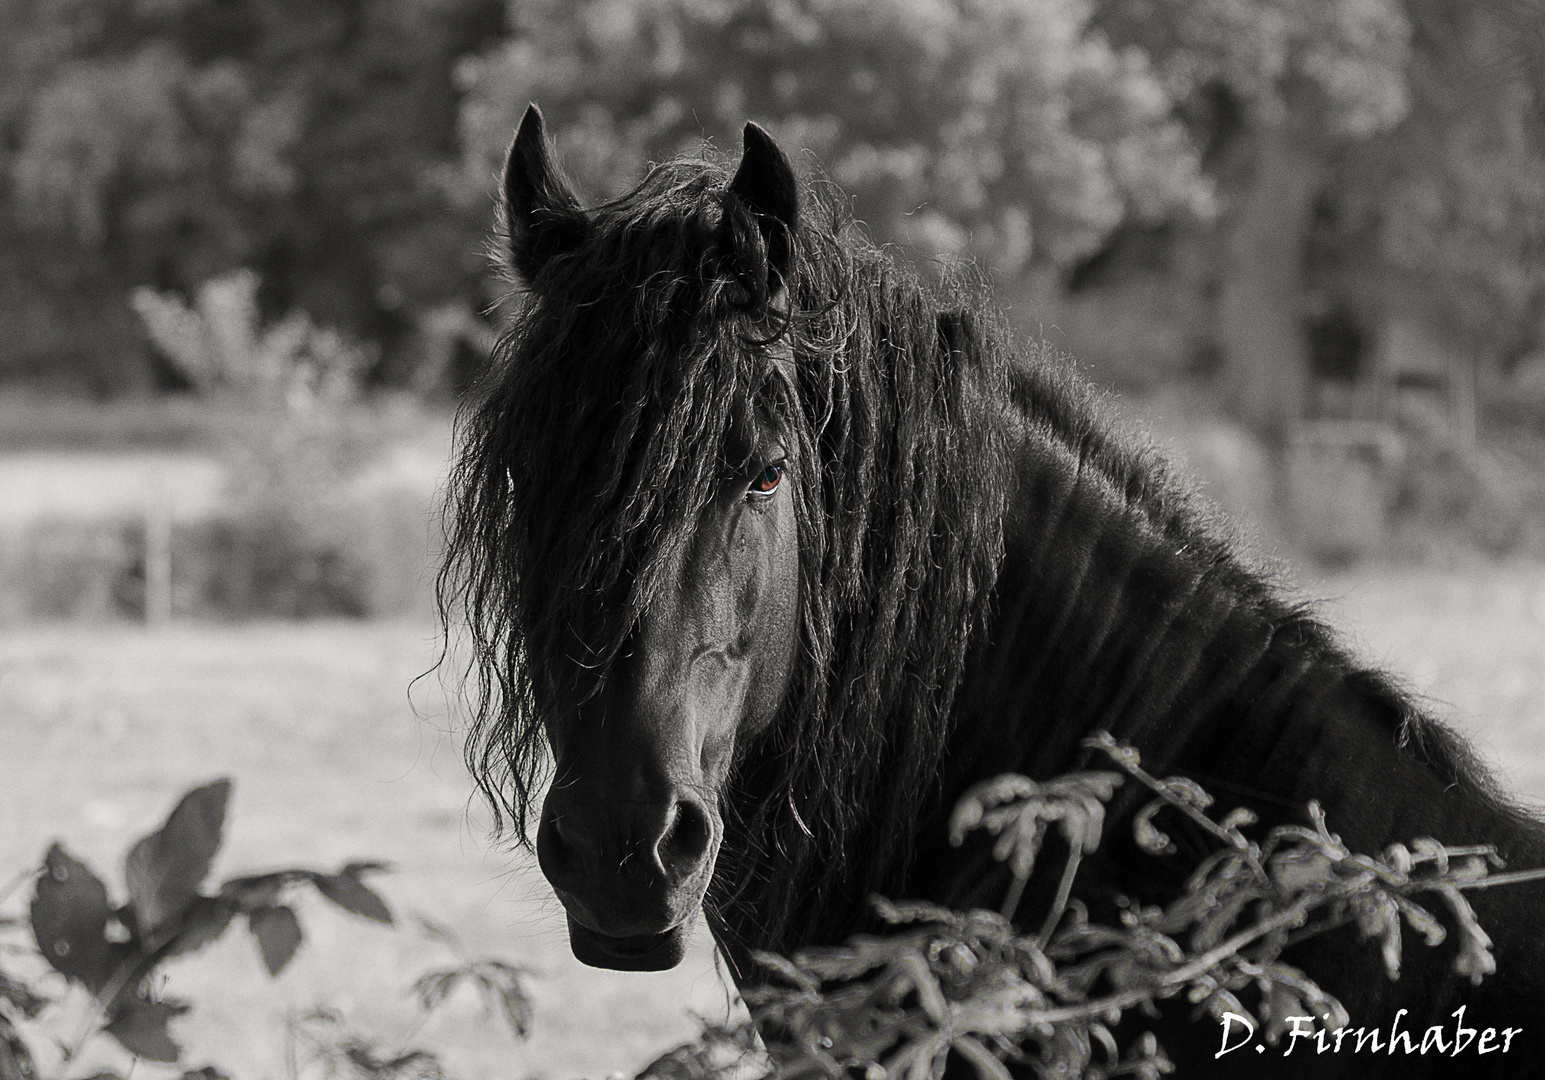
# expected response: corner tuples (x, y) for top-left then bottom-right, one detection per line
(655, 796), (712, 877)
(540, 806), (595, 878)
(551, 815), (576, 855)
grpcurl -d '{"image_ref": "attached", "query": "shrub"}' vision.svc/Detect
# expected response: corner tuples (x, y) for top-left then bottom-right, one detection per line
(0, 781), (530, 1077)
(0, 520), (138, 623)
(130, 271), (372, 411)
(643, 734), (1542, 1079)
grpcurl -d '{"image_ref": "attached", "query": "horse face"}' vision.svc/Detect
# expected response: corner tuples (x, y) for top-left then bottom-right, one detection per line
(502, 105), (804, 970)
(535, 434), (801, 970)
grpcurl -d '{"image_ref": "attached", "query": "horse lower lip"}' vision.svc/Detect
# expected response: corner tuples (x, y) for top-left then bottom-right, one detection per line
(566, 915), (693, 971)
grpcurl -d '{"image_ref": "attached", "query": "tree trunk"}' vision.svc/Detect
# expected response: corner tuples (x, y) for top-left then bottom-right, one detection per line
(1217, 121), (1323, 434)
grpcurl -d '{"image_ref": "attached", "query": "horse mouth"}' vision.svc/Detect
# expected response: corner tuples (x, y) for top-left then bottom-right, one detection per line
(566, 915), (694, 971)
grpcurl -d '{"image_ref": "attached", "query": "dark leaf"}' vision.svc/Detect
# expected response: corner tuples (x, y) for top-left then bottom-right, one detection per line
(219, 871), (289, 913)
(413, 914), (459, 951)
(124, 781), (229, 941)
(340, 861), (390, 879)
(472, 962), (533, 1039)
(248, 906), (303, 976)
(181, 1067), (231, 1080)
(313, 873), (392, 925)
(0, 971), (48, 1019)
(491, 980), (533, 1040)
(31, 845), (118, 992)
(104, 999), (187, 1063)
(158, 897), (235, 961)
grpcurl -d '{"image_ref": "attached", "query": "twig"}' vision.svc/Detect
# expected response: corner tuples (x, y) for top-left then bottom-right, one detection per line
(0, 866), (40, 911)
(63, 956), (143, 1062)
(1017, 871), (1378, 1028)
(1452, 866), (1545, 891)
(999, 873), (1028, 923)
(1084, 735), (1239, 849)
(1036, 849), (1082, 950)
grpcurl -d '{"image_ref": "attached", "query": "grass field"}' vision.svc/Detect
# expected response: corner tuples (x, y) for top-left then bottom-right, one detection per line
(0, 622), (738, 1080)
(2, 564), (1543, 1078)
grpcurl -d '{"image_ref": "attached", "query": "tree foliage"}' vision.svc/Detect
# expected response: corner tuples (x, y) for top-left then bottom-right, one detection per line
(0, 0), (504, 392)
(458, 0), (1213, 275)
(1096, 0), (1412, 139)
(1321, 0), (1545, 365)
(4, 0), (1545, 402)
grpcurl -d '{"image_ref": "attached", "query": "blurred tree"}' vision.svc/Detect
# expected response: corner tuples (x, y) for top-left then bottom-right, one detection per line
(1094, 0), (1413, 433)
(0, 0), (504, 394)
(457, 0), (1214, 281)
(8, 0), (1542, 415)
(1320, 0), (1545, 378)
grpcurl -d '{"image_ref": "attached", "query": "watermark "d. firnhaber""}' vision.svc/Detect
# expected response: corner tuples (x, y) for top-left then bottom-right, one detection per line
(1217, 1008), (1522, 1060)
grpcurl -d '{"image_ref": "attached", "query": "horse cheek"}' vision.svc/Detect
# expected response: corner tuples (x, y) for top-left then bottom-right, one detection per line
(737, 502), (799, 738)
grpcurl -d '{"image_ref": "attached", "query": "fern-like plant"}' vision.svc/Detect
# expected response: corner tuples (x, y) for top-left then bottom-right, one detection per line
(643, 734), (1545, 1080)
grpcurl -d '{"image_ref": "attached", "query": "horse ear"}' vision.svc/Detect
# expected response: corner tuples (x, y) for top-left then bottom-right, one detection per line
(501, 103), (589, 283)
(726, 121), (799, 296)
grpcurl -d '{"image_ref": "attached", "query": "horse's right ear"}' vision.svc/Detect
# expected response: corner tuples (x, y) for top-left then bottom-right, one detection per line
(500, 104), (589, 283)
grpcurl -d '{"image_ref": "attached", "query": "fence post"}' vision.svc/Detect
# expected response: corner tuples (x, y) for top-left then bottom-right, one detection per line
(144, 477), (172, 625)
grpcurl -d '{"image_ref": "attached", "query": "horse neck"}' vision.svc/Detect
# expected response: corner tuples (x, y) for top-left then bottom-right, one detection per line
(946, 407), (1545, 873)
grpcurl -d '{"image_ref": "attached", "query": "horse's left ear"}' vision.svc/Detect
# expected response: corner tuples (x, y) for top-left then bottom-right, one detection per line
(725, 121), (799, 297)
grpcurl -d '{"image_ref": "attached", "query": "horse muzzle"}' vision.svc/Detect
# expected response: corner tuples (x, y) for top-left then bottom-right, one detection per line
(536, 790), (720, 971)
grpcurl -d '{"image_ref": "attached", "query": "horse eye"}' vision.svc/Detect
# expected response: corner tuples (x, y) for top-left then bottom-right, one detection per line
(749, 463), (784, 498)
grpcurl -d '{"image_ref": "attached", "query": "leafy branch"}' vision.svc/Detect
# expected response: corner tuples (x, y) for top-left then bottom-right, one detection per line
(275, 916), (537, 1080)
(409, 916), (534, 1043)
(2, 780), (393, 1069)
(645, 733), (1545, 1080)
(2, 780), (542, 1080)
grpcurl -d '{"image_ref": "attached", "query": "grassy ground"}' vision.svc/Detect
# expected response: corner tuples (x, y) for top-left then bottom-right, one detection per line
(0, 622), (738, 1080)
(2, 565), (1542, 1079)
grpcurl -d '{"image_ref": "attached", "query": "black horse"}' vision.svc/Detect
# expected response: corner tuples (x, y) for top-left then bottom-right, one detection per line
(440, 105), (1545, 1077)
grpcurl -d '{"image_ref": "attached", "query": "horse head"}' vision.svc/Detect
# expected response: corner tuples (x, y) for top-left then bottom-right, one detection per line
(486, 105), (805, 970)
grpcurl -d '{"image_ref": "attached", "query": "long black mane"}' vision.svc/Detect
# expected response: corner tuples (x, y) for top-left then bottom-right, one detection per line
(440, 138), (1543, 996)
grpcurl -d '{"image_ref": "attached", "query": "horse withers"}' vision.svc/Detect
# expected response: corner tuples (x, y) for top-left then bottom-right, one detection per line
(441, 104), (1545, 1076)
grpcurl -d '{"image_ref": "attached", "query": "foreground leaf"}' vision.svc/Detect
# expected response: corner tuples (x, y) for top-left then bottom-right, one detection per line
(159, 896), (237, 961)
(31, 845), (119, 992)
(124, 781), (230, 942)
(313, 870), (392, 925)
(105, 1000), (188, 1063)
(249, 905), (303, 976)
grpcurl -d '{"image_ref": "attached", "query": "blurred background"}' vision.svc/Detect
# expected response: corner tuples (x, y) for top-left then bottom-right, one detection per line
(2, 0), (1544, 1076)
